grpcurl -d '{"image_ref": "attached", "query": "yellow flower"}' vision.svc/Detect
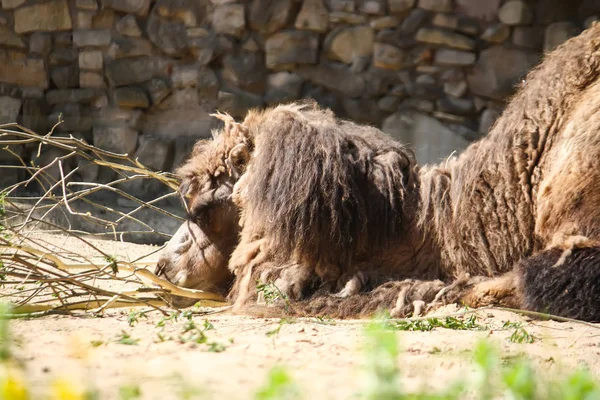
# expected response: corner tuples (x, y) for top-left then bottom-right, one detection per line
(0, 366), (29, 400)
(50, 378), (85, 400)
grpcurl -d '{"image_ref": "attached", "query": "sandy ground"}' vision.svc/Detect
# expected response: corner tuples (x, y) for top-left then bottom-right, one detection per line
(4, 235), (600, 399)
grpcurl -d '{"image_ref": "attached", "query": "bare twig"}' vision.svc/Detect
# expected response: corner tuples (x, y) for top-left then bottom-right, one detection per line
(0, 124), (226, 316)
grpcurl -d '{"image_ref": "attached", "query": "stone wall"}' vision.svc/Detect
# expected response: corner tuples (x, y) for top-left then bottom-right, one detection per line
(0, 0), (598, 189)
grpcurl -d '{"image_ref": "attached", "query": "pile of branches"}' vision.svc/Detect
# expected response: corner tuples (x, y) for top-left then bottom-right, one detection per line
(0, 122), (226, 316)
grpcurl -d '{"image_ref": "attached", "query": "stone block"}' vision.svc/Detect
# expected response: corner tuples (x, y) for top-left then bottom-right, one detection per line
(14, 0), (72, 33)
(171, 64), (199, 88)
(0, 50), (48, 88)
(498, 1), (533, 25)
(455, 0), (501, 22)
(21, 98), (48, 134)
(73, 29), (112, 47)
(92, 9), (116, 29)
(443, 80), (468, 97)
(467, 46), (540, 100)
(222, 51), (267, 93)
(512, 26), (544, 49)
(134, 135), (174, 171)
(389, 0), (415, 14)
(1, 0), (25, 9)
(75, 0), (98, 11)
(51, 64), (80, 89)
(544, 22), (580, 52)
(49, 48), (78, 65)
(80, 71), (104, 88)
(358, 0), (385, 15)
(329, 12), (367, 24)
(296, 64), (365, 98)
(213, 4), (245, 37)
(75, 12), (94, 29)
(534, 0), (576, 24)
(106, 57), (171, 86)
(479, 108), (500, 133)
(342, 97), (383, 124)
(265, 72), (304, 105)
(324, 25), (374, 64)
(265, 31), (319, 69)
(401, 8), (429, 33)
(295, 0), (329, 32)
(480, 24), (510, 44)
(217, 90), (263, 118)
(116, 15), (143, 37)
(115, 87), (150, 108)
(54, 32), (72, 47)
(418, 0), (452, 12)
(437, 96), (474, 115)
(373, 43), (406, 69)
(20, 88), (44, 99)
(49, 103), (93, 132)
(109, 36), (153, 58)
(93, 124), (139, 155)
(46, 88), (100, 105)
(78, 50), (103, 70)
(0, 96), (21, 124)
(327, 0), (355, 12)
(370, 16), (398, 30)
(197, 68), (219, 105)
(432, 13), (458, 30)
(141, 108), (214, 138)
(146, 13), (188, 57)
(434, 48), (476, 66)
(416, 28), (476, 50)
(0, 25), (25, 48)
(146, 78), (171, 105)
(383, 110), (470, 164)
(249, 0), (294, 34)
(101, 0), (151, 17)
(377, 95), (400, 112)
(95, 107), (142, 128)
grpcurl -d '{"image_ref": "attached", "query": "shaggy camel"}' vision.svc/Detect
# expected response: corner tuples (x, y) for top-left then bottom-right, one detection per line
(156, 24), (600, 321)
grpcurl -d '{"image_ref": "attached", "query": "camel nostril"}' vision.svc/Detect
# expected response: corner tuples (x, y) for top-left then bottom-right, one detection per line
(154, 260), (167, 278)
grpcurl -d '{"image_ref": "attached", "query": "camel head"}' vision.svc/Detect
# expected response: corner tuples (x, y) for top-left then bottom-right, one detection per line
(155, 112), (252, 307)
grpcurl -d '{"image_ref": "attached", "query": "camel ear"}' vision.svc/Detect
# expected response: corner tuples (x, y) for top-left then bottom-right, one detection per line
(227, 143), (250, 178)
(179, 175), (197, 199)
(210, 111), (250, 141)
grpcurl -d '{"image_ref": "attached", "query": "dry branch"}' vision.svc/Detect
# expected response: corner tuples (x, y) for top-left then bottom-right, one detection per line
(0, 124), (227, 316)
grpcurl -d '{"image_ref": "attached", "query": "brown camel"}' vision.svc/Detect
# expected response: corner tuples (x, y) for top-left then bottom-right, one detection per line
(156, 24), (600, 321)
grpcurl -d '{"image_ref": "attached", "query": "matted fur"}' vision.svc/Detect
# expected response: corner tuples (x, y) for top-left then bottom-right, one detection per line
(240, 102), (416, 268)
(157, 24), (600, 321)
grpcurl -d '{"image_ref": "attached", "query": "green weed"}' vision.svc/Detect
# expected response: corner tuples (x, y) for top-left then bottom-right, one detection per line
(127, 309), (149, 327)
(382, 314), (486, 332)
(358, 318), (600, 400)
(119, 383), (142, 400)
(0, 261), (6, 285)
(0, 303), (13, 362)
(508, 327), (535, 344)
(362, 321), (403, 400)
(115, 330), (140, 346)
(256, 281), (290, 311)
(156, 310), (193, 328)
(266, 318), (296, 337)
(313, 315), (336, 325)
(103, 254), (119, 275)
(255, 366), (301, 400)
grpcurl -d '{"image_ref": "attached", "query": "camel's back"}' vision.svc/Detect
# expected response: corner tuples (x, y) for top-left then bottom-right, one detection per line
(534, 78), (600, 244)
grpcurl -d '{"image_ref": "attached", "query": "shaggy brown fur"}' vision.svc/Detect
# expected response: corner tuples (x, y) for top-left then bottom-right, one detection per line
(157, 24), (600, 321)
